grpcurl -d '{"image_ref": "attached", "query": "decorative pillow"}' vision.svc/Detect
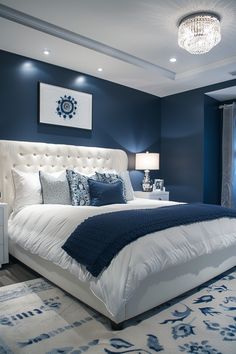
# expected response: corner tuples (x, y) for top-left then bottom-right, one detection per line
(12, 169), (42, 212)
(95, 171), (131, 201)
(39, 171), (71, 205)
(66, 170), (90, 206)
(119, 171), (134, 201)
(88, 179), (126, 206)
(95, 171), (119, 183)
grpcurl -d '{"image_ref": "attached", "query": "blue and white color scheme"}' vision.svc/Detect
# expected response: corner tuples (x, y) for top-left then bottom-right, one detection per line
(56, 95), (77, 119)
(0, 267), (235, 353)
(39, 83), (92, 130)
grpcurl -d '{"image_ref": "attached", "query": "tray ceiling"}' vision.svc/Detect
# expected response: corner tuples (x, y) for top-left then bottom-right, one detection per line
(0, 0), (236, 97)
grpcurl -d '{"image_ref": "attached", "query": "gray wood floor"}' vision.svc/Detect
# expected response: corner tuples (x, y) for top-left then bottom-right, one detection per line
(0, 257), (38, 287)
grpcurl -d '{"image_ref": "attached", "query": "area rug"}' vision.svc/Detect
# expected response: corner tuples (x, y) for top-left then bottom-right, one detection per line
(0, 268), (236, 354)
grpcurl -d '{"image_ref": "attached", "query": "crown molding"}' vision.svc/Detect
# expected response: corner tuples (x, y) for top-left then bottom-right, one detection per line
(0, 4), (175, 80)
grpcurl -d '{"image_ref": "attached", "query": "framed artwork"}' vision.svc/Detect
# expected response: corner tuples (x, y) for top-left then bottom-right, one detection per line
(153, 179), (164, 191)
(39, 83), (92, 130)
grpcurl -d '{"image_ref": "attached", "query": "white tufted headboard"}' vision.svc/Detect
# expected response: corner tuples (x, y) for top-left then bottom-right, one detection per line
(0, 140), (128, 212)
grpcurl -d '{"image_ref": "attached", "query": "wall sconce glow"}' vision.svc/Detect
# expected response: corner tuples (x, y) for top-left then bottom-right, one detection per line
(97, 67), (103, 72)
(43, 48), (50, 55)
(76, 76), (85, 84)
(169, 57), (177, 63)
(21, 62), (33, 70)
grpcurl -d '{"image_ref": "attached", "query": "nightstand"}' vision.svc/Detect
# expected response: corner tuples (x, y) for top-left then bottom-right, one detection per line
(134, 191), (169, 201)
(0, 203), (8, 267)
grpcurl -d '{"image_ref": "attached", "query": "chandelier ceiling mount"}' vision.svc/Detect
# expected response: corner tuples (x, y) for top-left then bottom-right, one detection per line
(178, 12), (221, 55)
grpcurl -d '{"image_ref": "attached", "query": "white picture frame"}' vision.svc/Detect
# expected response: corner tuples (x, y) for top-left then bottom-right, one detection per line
(39, 83), (92, 130)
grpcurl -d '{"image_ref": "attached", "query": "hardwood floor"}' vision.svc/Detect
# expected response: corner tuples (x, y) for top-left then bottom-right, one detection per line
(0, 256), (38, 287)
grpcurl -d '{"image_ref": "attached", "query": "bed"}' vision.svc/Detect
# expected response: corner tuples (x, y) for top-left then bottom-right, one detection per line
(1, 139), (236, 326)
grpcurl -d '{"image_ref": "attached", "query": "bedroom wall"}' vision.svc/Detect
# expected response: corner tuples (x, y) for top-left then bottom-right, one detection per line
(161, 79), (236, 203)
(0, 50), (161, 190)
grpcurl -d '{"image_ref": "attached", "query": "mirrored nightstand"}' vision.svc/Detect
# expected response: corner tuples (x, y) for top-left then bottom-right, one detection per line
(134, 191), (169, 201)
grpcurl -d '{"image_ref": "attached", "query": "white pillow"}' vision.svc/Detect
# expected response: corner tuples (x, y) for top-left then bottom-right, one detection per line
(119, 171), (134, 201)
(12, 169), (42, 212)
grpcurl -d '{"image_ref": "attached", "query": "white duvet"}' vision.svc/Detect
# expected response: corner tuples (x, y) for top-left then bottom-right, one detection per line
(8, 199), (236, 317)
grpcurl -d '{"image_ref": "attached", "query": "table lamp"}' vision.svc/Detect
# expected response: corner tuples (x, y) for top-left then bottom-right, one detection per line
(135, 151), (159, 191)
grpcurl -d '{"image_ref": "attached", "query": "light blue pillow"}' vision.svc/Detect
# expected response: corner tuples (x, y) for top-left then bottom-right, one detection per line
(39, 171), (71, 205)
(66, 170), (90, 206)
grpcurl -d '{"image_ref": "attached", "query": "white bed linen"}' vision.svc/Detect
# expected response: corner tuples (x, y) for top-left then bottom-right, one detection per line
(8, 199), (236, 317)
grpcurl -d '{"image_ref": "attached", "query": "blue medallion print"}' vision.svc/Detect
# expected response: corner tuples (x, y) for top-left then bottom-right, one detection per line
(147, 334), (163, 352)
(199, 307), (221, 316)
(223, 296), (236, 304)
(193, 295), (214, 304)
(203, 320), (221, 331)
(56, 95), (77, 119)
(179, 340), (222, 353)
(172, 323), (195, 339)
(109, 338), (133, 349)
(160, 305), (192, 324)
(103, 336), (162, 353)
(220, 324), (236, 341)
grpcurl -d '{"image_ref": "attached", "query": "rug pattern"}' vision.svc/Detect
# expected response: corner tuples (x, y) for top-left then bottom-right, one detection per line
(0, 267), (235, 353)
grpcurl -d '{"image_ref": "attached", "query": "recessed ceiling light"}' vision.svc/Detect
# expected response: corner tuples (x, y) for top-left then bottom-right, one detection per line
(97, 67), (103, 72)
(43, 49), (50, 55)
(169, 57), (177, 63)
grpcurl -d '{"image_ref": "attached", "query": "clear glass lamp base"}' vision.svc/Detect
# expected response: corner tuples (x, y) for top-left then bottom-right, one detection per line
(142, 170), (153, 192)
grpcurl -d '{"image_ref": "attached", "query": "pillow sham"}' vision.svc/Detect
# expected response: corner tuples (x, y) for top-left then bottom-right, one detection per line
(39, 171), (71, 205)
(66, 170), (90, 206)
(12, 169), (42, 212)
(119, 171), (134, 201)
(88, 178), (126, 206)
(95, 171), (134, 201)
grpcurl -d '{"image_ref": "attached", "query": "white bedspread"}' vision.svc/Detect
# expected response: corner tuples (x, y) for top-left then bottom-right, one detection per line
(8, 199), (236, 317)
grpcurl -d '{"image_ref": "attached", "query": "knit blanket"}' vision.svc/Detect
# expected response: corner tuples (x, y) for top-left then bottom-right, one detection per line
(62, 203), (236, 277)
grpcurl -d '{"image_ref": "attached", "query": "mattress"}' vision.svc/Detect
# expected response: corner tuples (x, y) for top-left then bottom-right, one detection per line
(8, 198), (236, 317)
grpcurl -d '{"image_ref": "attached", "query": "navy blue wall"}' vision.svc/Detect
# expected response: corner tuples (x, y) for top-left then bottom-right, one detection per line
(0, 50), (161, 190)
(161, 90), (204, 203)
(161, 80), (236, 203)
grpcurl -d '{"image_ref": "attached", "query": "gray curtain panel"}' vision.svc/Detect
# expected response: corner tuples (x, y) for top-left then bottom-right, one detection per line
(221, 103), (236, 208)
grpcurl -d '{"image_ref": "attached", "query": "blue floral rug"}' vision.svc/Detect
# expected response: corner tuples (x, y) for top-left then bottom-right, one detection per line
(0, 267), (236, 354)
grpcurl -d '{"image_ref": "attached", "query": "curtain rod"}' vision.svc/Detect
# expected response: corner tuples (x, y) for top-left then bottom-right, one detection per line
(219, 102), (235, 109)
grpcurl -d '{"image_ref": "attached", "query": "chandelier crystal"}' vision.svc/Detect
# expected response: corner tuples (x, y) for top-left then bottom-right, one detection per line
(178, 13), (221, 54)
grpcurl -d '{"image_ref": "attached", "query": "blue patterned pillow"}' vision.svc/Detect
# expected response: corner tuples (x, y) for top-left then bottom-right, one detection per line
(95, 172), (127, 202)
(88, 179), (126, 206)
(66, 170), (91, 206)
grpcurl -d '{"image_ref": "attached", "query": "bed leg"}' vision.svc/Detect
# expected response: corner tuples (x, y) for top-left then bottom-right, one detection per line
(110, 320), (124, 331)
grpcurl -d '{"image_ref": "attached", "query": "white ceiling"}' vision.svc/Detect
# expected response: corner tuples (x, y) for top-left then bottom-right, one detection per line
(206, 86), (236, 101)
(0, 0), (236, 97)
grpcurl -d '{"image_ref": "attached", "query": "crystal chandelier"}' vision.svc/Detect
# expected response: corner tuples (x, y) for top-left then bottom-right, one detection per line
(178, 12), (221, 54)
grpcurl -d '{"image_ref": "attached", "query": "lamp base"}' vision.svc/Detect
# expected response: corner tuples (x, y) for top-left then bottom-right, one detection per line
(142, 170), (153, 192)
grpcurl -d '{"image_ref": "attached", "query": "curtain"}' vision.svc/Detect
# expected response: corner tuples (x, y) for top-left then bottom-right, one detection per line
(221, 102), (236, 208)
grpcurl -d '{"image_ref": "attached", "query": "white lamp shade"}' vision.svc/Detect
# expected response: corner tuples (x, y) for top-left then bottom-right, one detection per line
(135, 152), (159, 170)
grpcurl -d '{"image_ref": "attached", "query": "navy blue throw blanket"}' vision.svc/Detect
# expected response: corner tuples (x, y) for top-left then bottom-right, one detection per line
(62, 203), (236, 277)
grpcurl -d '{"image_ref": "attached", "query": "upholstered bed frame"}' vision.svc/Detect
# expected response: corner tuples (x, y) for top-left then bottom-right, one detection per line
(1, 139), (236, 325)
